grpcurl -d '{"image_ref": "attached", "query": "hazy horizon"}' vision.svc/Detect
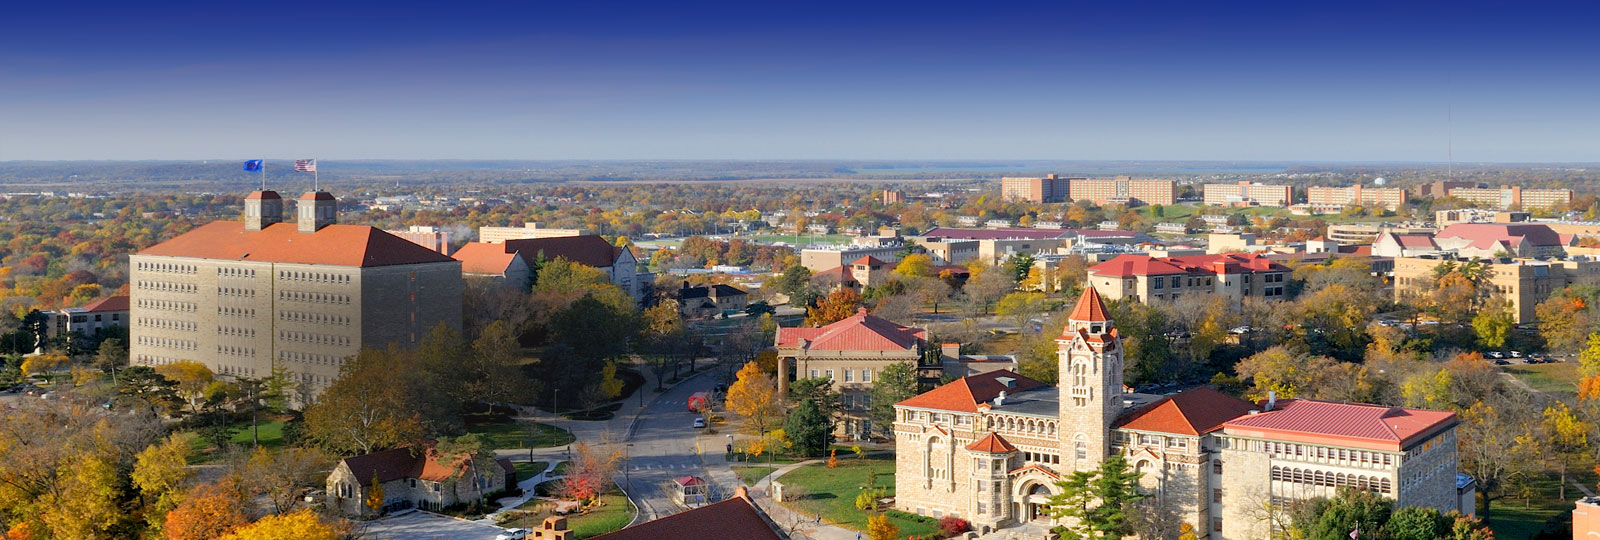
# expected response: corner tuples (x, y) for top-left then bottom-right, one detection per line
(5, 1), (1598, 162)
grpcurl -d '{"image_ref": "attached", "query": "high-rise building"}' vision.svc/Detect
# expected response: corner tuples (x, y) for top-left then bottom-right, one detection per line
(129, 190), (463, 399)
(1067, 177), (1176, 206)
(1412, 181), (1479, 199)
(1305, 185), (1409, 211)
(385, 225), (452, 255)
(1447, 185), (1574, 210)
(478, 222), (586, 243)
(1000, 175), (1075, 203)
(1203, 182), (1292, 207)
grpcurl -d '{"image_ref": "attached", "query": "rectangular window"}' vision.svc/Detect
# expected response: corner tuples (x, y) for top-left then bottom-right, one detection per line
(1214, 518), (1222, 532)
(1213, 460), (1222, 475)
(1213, 488), (1222, 503)
(843, 369), (853, 382)
(810, 369), (819, 378)
(862, 369), (872, 383)
(825, 369), (834, 381)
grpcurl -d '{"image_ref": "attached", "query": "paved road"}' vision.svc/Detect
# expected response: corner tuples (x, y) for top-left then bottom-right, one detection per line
(618, 370), (721, 524)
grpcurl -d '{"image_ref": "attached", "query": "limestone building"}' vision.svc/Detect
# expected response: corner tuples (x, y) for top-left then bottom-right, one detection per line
(1447, 185), (1573, 210)
(1068, 177), (1176, 206)
(129, 190), (463, 398)
(1392, 255), (1600, 323)
(1085, 253), (1291, 307)
(1306, 185), (1409, 212)
(776, 308), (927, 440)
(1203, 182), (1292, 207)
(1001, 175), (1077, 203)
(892, 286), (1466, 537)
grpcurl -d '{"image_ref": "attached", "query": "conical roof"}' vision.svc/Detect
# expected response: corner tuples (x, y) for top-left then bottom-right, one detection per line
(1068, 284), (1110, 322)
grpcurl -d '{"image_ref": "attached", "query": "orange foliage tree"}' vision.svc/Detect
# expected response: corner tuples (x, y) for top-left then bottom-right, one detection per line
(804, 288), (862, 327)
(164, 480), (249, 540)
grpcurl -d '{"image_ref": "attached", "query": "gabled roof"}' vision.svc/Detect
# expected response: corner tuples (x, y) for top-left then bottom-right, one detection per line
(1113, 387), (1257, 436)
(591, 491), (783, 540)
(808, 265), (858, 286)
(1089, 252), (1287, 278)
(966, 432), (1018, 453)
(501, 235), (621, 268)
(1221, 399), (1457, 451)
(82, 295), (129, 313)
(852, 255), (887, 266)
(1436, 223), (1566, 250)
(137, 221), (458, 268)
(1068, 285), (1110, 322)
(775, 308), (925, 352)
(451, 242), (526, 275)
(339, 446), (484, 485)
(896, 370), (1049, 413)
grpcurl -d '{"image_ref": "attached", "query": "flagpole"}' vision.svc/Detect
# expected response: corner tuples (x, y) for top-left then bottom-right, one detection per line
(314, 157), (320, 191)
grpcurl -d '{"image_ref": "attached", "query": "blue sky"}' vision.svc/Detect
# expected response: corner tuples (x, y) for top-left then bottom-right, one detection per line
(2, 1), (1596, 161)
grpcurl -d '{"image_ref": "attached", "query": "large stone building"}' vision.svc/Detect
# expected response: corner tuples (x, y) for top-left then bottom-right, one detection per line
(1392, 255), (1600, 322)
(477, 222), (585, 243)
(892, 286), (1467, 537)
(1448, 185), (1574, 210)
(42, 295), (128, 343)
(1305, 185), (1409, 212)
(129, 190), (463, 397)
(776, 308), (927, 440)
(1413, 181), (1480, 199)
(1069, 177), (1176, 206)
(1203, 182), (1293, 207)
(1001, 175), (1077, 203)
(1085, 253), (1291, 307)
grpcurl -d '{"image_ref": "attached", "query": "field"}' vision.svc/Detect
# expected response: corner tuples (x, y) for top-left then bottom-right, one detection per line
(745, 233), (853, 246)
(1503, 361), (1580, 398)
(466, 421), (576, 450)
(1485, 469), (1596, 540)
(514, 461), (549, 482)
(775, 456), (939, 539)
(732, 465), (776, 486)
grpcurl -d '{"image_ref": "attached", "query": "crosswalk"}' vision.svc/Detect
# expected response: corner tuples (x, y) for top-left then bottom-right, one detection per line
(626, 462), (703, 471)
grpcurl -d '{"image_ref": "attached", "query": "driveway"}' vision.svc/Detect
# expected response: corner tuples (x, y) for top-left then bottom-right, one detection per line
(357, 510), (512, 540)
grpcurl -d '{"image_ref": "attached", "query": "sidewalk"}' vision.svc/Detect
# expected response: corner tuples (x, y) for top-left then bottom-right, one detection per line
(701, 451), (863, 540)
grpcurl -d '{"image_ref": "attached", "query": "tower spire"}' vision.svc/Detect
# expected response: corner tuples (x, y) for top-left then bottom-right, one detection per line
(1067, 284), (1110, 323)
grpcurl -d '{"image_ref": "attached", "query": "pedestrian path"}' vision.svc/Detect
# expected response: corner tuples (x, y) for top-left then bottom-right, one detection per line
(482, 460), (562, 522)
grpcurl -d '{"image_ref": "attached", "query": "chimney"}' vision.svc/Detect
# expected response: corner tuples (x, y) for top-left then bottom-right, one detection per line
(994, 390), (1007, 407)
(297, 191), (337, 233)
(941, 343), (961, 362)
(243, 190), (283, 231)
(1266, 390), (1276, 411)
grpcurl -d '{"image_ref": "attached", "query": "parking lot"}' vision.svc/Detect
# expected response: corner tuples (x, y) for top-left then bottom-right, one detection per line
(356, 510), (515, 540)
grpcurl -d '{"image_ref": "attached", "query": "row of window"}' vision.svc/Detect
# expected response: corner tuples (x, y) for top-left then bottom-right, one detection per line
(138, 317), (197, 332)
(1257, 440), (1395, 467)
(807, 367), (873, 383)
(280, 350), (345, 367)
(280, 311), (352, 326)
(218, 326), (256, 338)
(840, 393), (873, 410)
(279, 290), (352, 305)
(138, 299), (196, 313)
(137, 336), (197, 351)
(219, 306), (257, 318)
(279, 270), (351, 284)
(218, 267), (257, 278)
(217, 345), (256, 357)
(137, 281), (197, 293)
(1269, 466), (1393, 494)
(134, 354), (185, 366)
(137, 262), (197, 274)
(218, 287), (257, 298)
(278, 330), (352, 347)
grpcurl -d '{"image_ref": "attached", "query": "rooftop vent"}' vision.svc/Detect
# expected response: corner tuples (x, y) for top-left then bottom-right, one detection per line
(996, 376), (1016, 389)
(994, 391), (1007, 407)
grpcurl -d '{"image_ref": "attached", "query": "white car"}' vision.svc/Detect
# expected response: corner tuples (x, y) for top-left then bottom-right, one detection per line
(495, 528), (530, 540)
(693, 417), (707, 429)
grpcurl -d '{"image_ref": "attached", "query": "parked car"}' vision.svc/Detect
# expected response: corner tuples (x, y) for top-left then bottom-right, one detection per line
(692, 417), (707, 429)
(495, 529), (530, 540)
(1510, 351), (1523, 358)
(1494, 359), (1510, 366)
(1486, 351), (1504, 359)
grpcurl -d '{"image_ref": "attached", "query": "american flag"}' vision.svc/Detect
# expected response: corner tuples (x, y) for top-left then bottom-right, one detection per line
(294, 159), (317, 173)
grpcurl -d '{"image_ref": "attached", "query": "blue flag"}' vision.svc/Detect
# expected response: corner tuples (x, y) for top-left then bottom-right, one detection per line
(243, 159), (263, 172)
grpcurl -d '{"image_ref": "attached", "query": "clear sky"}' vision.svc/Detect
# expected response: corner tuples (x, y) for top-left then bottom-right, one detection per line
(2, 1), (1596, 162)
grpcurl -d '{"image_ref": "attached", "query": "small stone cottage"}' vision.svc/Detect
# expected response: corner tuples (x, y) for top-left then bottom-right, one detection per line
(325, 446), (515, 516)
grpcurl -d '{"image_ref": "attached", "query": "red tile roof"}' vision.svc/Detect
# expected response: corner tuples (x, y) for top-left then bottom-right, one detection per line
(1068, 285), (1110, 322)
(244, 190), (281, 200)
(339, 446), (489, 485)
(896, 370), (1048, 413)
(1436, 223), (1566, 250)
(923, 227), (1137, 241)
(776, 308), (925, 351)
(591, 491), (782, 540)
(1113, 387), (1257, 436)
(137, 221), (457, 268)
(451, 242), (524, 274)
(501, 235), (621, 268)
(1089, 252), (1287, 278)
(1221, 399), (1457, 451)
(966, 432), (1018, 453)
(82, 295), (129, 313)
(809, 265), (859, 286)
(852, 255), (887, 266)
(300, 191), (336, 201)
(673, 476), (707, 486)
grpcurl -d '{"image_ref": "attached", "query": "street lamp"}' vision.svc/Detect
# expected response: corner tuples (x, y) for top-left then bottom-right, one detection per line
(625, 443), (634, 484)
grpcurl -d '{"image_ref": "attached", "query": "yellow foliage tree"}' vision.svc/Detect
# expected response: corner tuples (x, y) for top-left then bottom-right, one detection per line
(19, 352), (68, 380)
(132, 435), (193, 530)
(599, 361), (625, 399)
(155, 360), (215, 412)
(867, 513), (899, 540)
(217, 508), (342, 540)
(725, 361), (783, 435)
(893, 254), (934, 278)
(364, 472), (384, 514)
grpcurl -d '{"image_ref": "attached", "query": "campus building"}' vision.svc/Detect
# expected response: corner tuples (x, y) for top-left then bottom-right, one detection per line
(1084, 253), (1292, 307)
(1305, 185), (1409, 212)
(776, 308), (927, 441)
(1448, 185), (1574, 210)
(477, 222), (585, 243)
(1392, 255), (1600, 323)
(892, 286), (1468, 537)
(42, 295), (129, 343)
(1203, 182), (1293, 207)
(1001, 175), (1077, 203)
(129, 191), (464, 398)
(1069, 177), (1176, 206)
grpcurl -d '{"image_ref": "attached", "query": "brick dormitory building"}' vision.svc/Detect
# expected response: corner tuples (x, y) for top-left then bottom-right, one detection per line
(129, 190), (463, 399)
(892, 286), (1472, 538)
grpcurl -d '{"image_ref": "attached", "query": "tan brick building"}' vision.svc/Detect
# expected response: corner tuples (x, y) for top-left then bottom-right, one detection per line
(1392, 255), (1600, 322)
(776, 308), (926, 440)
(1306, 185), (1409, 211)
(1448, 185), (1574, 210)
(478, 222), (585, 243)
(1203, 182), (1292, 207)
(1085, 253), (1291, 307)
(129, 190), (463, 398)
(1001, 175), (1076, 203)
(892, 286), (1467, 537)
(1068, 177), (1176, 206)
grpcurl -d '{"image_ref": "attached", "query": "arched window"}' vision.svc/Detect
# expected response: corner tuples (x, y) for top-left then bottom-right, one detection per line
(1074, 440), (1087, 460)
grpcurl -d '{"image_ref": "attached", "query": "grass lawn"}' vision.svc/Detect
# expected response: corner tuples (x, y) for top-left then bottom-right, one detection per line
(515, 461), (549, 482)
(1485, 471), (1587, 540)
(551, 461), (572, 476)
(747, 233), (851, 246)
(732, 465), (776, 486)
(467, 421), (576, 450)
(512, 486), (635, 539)
(776, 457), (939, 539)
(228, 419), (285, 448)
(1504, 362), (1580, 398)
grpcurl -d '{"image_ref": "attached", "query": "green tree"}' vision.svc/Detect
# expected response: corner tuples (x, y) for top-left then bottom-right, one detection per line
(1384, 506), (1448, 540)
(783, 398), (831, 457)
(869, 362), (918, 439)
(1310, 489), (1390, 540)
(1044, 455), (1145, 539)
(1009, 253), (1036, 283)
(1471, 300), (1514, 350)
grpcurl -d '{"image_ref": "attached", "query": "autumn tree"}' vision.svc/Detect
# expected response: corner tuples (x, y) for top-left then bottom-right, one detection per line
(164, 480), (249, 540)
(1471, 300), (1514, 350)
(1458, 396), (1541, 520)
(867, 513), (899, 540)
(463, 320), (536, 404)
(215, 508), (343, 540)
(1542, 401), (1591, 499)
(556, 441), (623, 501)
(303, 347), (426, 455)
(1234, 346), (1341, 401)
(725, 361), (783, 435)
(805, 288), (863, 327)
(132, 435), (193, 531)
(893, 253), (935, 278)
(245, 447), (331, 514)
(18, 352), (67, 383)
(154, 360), (215, 413)
(365, 472), (384, 514)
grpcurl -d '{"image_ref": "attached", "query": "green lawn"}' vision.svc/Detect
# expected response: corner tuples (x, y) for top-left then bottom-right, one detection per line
(551, 461), (572, 476)
(775, 457), (939, 539)
(1503, 362), (1580, 397)
(513, 485), (634, 539)
(229, 419), (285, 448)
(467, 421), (576, 450)
(732, 465), (776, 486)
(746, 233), (851, 246)
(515, 461), (549, 482)
(1485, 472), (1585, 540)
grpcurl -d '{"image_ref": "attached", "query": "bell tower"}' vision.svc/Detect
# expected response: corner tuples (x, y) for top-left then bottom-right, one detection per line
(243, 190), (283, 231)
(1057, 284), (1123, 472)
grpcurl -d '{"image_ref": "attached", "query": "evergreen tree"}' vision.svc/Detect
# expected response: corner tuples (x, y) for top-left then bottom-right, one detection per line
(783, 398), (831, 457)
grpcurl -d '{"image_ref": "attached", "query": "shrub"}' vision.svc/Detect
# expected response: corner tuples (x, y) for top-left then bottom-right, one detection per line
(938, 516), (971, 536)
